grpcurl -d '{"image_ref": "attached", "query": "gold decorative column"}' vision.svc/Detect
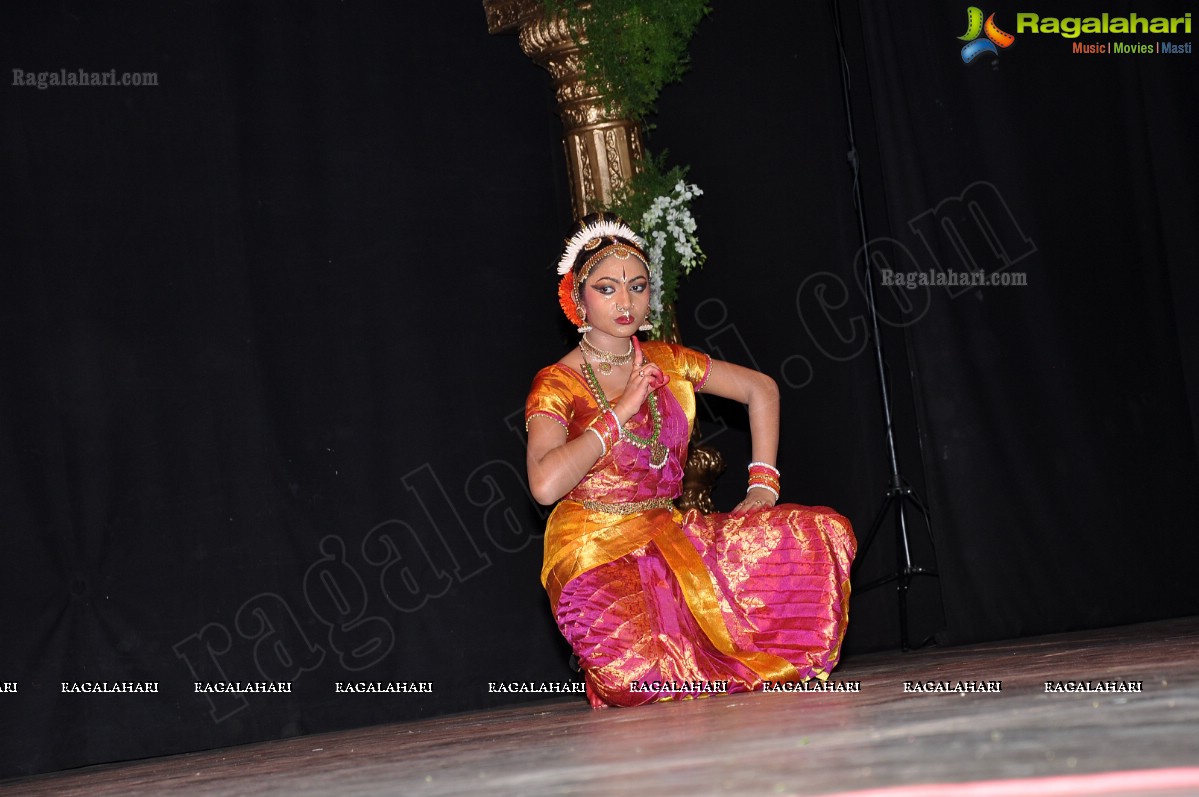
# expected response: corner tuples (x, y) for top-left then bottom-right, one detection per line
(484, 0), (643, 216)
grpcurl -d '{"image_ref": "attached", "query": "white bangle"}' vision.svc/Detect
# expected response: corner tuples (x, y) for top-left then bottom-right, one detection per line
(748, 461), (780, 476)
(747, 483), (779, 501)
(586, 427), (607, 456)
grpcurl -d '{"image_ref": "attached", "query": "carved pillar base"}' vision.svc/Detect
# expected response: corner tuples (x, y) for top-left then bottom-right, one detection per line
(659, 304), (726, 513)
(676, 444), (726, 514)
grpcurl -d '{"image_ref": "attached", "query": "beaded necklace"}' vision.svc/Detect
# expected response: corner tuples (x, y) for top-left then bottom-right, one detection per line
(581, 362), (669, 469)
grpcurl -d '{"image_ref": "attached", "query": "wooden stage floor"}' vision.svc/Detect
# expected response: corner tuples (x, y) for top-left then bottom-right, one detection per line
(6, 617), (1199, 796)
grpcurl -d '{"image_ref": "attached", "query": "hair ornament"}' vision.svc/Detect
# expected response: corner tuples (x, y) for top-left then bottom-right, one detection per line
(556, 217), (646, 275)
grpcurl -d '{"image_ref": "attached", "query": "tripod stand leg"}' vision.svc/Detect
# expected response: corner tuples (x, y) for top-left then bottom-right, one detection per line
(898, 573), (911, 652)
(851, 492), (895, 578)
(895, 498), (914, 651)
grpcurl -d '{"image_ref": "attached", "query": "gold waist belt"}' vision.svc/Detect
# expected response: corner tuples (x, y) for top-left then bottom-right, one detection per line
(579, 497), (675, 515)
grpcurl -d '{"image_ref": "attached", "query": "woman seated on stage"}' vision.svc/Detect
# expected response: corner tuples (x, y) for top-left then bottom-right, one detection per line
(524, 212), (856, 707)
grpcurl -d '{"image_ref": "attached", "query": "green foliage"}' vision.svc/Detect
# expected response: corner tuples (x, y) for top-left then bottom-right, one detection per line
(606, 154), (683, 234)
(542, 0), (711, 121)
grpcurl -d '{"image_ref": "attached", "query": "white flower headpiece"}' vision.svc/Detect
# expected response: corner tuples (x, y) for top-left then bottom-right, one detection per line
(556, 217), (647, 276)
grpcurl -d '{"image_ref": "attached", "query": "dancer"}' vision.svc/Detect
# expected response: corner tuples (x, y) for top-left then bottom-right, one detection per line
(525, 212), (856, 706)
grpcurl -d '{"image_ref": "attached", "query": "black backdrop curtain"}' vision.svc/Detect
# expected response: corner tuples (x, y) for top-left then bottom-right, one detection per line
(847, 0), (1199, 643)
(1, 1), (575, 777)
(2, 0), (1197, 779)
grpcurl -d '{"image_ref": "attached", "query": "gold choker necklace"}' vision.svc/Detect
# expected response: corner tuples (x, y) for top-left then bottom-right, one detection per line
(579, 335), (634, 375)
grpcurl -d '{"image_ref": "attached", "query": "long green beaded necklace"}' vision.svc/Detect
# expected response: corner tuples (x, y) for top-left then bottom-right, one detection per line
(581, 361), (669, 469)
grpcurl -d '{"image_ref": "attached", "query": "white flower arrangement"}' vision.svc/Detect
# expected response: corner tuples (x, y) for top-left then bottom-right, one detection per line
(639, 180), (706, 337)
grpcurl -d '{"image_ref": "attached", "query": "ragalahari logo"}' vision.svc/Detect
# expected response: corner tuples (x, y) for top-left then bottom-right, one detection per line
(959, 7), (1016, 63)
